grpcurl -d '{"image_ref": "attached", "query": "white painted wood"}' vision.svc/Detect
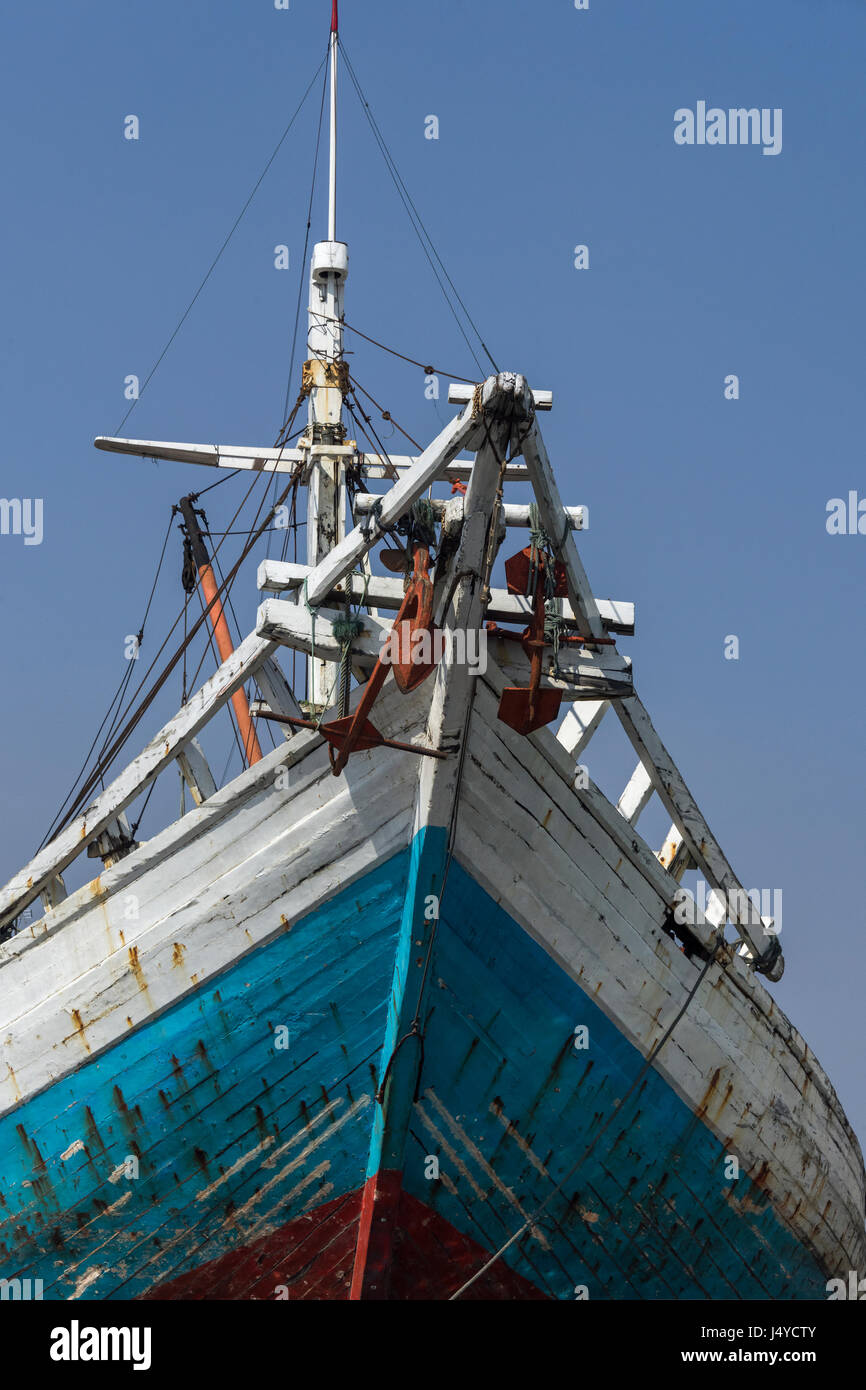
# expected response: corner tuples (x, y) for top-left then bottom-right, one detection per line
(93, 437), (530, 485)
(614, 694), (783, 979)
(86, 812), (137, 867)
(521, 423), (606, 642)
(616, 761), (655, 826)
(414, 411), (515, 834)
(362, 456), (530, 483)
(176, 737), (218, 805)
(486, 633), (632, 693)
(256, 561), (634, 635)
(351, 492), (585, 530)
(657, 823), (694, 881)
(0, 676), (430, 1105)
(39, 876), (67, 911)
(257, 600), (389, 666)
(93, 437), (305, 474)
(0, 631), (277, 932)
(448, 383), (553, 411)
(252, 654), (303, 740)
(556, 701), (607, 759)
(450, 712), (865, 1282)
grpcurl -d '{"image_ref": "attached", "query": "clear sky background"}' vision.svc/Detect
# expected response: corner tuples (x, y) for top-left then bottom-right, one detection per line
(1, 1), (864, 1147)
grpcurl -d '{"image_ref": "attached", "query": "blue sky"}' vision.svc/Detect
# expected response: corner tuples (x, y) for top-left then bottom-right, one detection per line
(1, 0), (865, 1144)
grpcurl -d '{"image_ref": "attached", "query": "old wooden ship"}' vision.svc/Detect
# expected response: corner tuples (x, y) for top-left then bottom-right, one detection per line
(0, 4), (863, 1300)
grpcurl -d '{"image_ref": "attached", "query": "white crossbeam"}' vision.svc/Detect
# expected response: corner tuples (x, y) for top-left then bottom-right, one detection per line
(256, 561), (635, 636)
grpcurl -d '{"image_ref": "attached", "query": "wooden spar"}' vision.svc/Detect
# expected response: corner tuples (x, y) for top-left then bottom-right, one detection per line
(557, 700), (608, 758)
(616, 760), (655, 826)
(520, 422), (606, 642)
(613, 693), (784, 979)
(93, 435), (529, 484)
(176, 738), (217, 806)
(447, 382), (553, 411)
(363, 456), (530, 483)
(178, 496), (262, 765)
(0, 631), (277, 932)
(300, 378), (503, 610)
(93, 437), (306, 474)
(351, 493), (587, 531)
(254, 654), (304, 738)
(256, 561), (634, 634)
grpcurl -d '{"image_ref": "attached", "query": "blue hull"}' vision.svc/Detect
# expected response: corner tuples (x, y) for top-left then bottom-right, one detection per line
(0, 836), (831, 1299)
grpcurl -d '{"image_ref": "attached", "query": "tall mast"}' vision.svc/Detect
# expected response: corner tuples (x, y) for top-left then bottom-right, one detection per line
(328, 0), (338, 242)
(303, 0), (349, 711)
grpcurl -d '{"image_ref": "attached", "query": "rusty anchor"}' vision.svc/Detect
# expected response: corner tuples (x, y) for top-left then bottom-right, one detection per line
(492, 546), (613, 736)
(261, 544), (444, 775)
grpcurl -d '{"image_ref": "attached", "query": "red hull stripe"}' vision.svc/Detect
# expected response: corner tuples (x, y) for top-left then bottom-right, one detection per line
(142, 1179), (547, 1301)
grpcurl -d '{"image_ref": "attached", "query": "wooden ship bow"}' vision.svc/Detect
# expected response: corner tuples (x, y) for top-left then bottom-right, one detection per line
(0, 2), (861, 1302)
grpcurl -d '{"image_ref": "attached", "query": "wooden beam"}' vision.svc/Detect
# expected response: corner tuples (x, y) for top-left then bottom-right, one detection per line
(352, 493), (586, 530)
(94, 437), (305, 475)
(487, 636), (632, 695)
(520, 423), (606, 642)
(447, 383), (553, 411)
(256, 561), (634, 635)
(95, 436), (529, 485)
(361, 457), (530, 483)
(0, 631), (277, 932)
(254, 655), (303, 738)
(614, 693), (784, 979)
(617, 762), (655, 826)
(256, 600), (389, 664)
(556, 701), (608, 759)
(39, 876), (67, 912)
(176, 738), (218, 806)
(657, 823), (695, 881)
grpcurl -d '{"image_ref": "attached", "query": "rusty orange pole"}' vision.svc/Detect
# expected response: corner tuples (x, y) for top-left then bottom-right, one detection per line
(179, 495), (263, 766)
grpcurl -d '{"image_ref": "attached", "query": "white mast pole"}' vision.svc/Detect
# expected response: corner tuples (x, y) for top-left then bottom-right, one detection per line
(328, 2), (338, 242)
(304, 0), (349, 712)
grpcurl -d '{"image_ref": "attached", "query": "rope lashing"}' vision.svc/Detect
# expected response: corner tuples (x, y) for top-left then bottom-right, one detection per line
(332, 613), (365, 718)
(527, 500), (556, 604)
(544, 604), (564, 675)
(408, 497), (438, 550)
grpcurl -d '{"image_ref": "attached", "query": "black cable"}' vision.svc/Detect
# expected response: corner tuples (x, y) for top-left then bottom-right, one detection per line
(339, 39), (499, 379)
(39, 510), (175, 847)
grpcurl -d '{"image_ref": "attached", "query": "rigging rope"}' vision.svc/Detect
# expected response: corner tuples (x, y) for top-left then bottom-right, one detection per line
(339, 38), (499, 380)
(47, 389), (309, 840)
(114, 51), (328, 436)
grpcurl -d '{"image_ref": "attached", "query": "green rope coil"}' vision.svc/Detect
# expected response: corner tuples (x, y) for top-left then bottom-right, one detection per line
(332, 615), (365, 645)
(410, 497), (438, 549)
